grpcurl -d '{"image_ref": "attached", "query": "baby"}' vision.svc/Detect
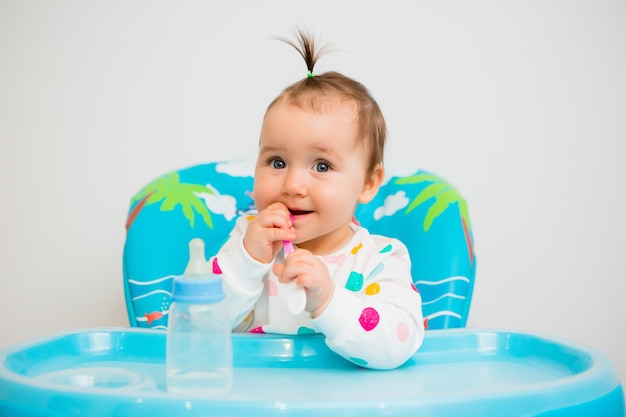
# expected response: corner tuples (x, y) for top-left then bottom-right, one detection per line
(212, 30), (424, 370)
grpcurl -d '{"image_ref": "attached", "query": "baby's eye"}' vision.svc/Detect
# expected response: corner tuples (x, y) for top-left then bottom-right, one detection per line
(269, 158), (286, 169)
(313, 161), (331, 173)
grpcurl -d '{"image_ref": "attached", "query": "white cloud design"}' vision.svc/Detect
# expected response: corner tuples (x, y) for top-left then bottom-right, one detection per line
(195, 184), (238, 221)
(373, 190), (409, 220)
(382, 165), (419, 185)
(215, 160), (255, 178)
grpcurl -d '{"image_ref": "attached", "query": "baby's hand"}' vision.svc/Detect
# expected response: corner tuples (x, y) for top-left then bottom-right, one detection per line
(277, 250), (334, 318)
(243, 203), (295, 264)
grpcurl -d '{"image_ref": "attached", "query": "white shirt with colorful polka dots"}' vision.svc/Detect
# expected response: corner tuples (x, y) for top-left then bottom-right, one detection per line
(211, 216), (425, 370)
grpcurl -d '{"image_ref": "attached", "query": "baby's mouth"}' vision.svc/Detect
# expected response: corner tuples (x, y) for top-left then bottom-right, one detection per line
(289, 209), (313, 216)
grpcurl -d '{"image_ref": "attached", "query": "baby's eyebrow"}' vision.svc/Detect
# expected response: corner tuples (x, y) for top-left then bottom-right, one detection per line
(310, 144), (342, 159)
(258, 144), (285, 154)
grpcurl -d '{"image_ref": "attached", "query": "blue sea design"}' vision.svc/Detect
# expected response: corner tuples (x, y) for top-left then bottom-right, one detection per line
(415, 276), (470, 325)
(127, 275), (175, 330)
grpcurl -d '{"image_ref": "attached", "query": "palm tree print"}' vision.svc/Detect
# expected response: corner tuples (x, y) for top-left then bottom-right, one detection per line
(126, 172), (214, 231)
(395, 173), (474, 265)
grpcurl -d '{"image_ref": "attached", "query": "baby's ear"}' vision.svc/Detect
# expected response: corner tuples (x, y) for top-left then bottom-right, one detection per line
(358, 164), (384, 204)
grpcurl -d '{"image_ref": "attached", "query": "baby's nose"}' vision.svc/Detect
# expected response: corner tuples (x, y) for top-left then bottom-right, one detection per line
(283, 168), (307, 196)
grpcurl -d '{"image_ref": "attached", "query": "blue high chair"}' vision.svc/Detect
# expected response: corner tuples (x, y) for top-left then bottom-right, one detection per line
(122, 160), (476, 331)
(1, 160), (623, 416)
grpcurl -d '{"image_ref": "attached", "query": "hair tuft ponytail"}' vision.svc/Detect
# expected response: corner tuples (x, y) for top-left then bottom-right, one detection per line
(274, 27), (330, 77)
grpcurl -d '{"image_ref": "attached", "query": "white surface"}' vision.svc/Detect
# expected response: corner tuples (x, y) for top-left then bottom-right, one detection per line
(1, 0), (624, 385)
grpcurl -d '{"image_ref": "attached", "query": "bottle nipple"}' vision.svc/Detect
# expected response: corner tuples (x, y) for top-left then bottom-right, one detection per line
(184, 238), (211, 278)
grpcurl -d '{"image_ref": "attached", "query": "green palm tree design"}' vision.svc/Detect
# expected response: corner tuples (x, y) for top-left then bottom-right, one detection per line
(395, 173), (471, 233)
(395, 172), (474, 266)
(126, 172), (214, 230)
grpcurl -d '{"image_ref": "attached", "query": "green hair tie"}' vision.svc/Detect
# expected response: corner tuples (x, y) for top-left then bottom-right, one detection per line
(307, 71), (314, 78)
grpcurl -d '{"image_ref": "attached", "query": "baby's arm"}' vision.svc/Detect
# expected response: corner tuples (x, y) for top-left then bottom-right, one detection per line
(311, 238), (425, 370)
(214, 205), (296, 330)
(211, 216), (271, 330)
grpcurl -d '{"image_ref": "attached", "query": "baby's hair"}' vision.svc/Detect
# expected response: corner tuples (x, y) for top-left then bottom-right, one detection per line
(267, 28), (387, 175)
(273, 29), (329, 78)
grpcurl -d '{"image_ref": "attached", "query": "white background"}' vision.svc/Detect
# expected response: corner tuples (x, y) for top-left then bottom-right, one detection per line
(1, 0), (625, 386)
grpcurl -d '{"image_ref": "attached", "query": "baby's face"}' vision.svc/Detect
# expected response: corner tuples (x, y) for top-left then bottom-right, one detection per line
(253, 101), (376, 254)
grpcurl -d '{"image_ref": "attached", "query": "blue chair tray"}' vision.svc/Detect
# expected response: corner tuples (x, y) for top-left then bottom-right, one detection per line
(0, 328), (623, 416)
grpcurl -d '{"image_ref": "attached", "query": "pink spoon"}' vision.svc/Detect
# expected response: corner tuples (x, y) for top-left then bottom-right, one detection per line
(283, 218), (306, 314)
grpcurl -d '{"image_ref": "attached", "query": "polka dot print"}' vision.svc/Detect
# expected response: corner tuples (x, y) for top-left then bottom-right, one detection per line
(396, 322), (410, 341)
(249, 326), (265, 334)
(366, 263), (384, 280)
(212, 257), (222, 275)
(350, 243), (363, 254)
(349, 357), (368, 367)
(267, 280), (278, 296)
(379, 244), (392, 253)
(242, 311), (253, 324)
(345, 271), (364, 292)
(359, 307), (380, 331)
(365, 283), (380, 295)
(323, 253), (346, 265)
(297, 326), (316, 335)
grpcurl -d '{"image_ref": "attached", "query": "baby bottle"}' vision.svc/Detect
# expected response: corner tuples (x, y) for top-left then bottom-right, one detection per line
(166, 238), (233, 396)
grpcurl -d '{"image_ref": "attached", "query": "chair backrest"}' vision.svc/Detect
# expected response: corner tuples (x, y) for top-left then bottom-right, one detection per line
(123, 160), (476, 330)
